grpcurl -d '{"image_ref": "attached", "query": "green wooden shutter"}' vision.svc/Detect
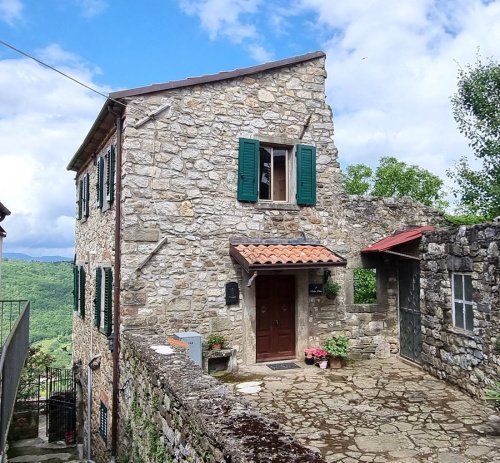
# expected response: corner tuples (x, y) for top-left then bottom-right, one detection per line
(104, 268), (113, 336)
(84, 174), (90, 218)
(77, 180), (83, 220)
(296, 144), (317, 206)
(79, 266), (86, 318)
(97, 157), (104, 209)
(237, 138), (259, 202)
(107, 146), (115, 204)
(73, 265), (78, 311)
(94, 267), (102, 327)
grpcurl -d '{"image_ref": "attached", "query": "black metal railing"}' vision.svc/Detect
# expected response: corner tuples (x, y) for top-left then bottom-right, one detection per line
(0, 300), (30, 457)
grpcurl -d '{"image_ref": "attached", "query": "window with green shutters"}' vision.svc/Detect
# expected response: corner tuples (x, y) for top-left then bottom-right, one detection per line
(97, 145), (115, 212)
(237, 138), (316, 206)
(77, 174), (90, 220)
(73, 265), (86, 318)
(94, 266), (113, 336)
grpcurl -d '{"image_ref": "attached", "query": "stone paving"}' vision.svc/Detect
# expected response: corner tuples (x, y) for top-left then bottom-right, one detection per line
(221, 358), (500, 463)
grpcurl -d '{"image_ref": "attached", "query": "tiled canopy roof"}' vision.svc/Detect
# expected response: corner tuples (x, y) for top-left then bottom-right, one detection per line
(230, 243), (346, 272)
(361, 226), (435, 253)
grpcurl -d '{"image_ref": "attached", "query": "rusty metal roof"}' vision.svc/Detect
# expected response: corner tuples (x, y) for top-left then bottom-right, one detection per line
(230, 243), (346, 272)
(67, 51), (325, 173)
(361, 226), (435, 253)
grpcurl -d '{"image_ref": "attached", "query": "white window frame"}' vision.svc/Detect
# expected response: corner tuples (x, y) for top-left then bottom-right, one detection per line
(451, 272), (473, 331)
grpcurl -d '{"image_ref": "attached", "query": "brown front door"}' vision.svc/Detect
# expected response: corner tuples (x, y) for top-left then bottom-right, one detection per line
(256, 275), (296, 362)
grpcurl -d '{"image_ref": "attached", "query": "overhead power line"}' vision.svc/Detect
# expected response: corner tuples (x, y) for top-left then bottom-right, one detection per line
(0, 39), (126, 108)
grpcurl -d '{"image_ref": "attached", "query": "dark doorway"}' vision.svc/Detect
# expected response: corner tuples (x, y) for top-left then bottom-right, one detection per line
(256, 275), (296, 362)
(399, 260), (421, 363)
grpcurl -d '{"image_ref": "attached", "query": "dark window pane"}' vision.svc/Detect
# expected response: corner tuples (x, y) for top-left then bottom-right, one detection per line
(273, 150), (287, 201)
(464, 275), (473, 301)
(453, 274), (463, 300)
(259, 147), (271, 200)
(465, 304), (474, 331)
(454, 302), (464, 328)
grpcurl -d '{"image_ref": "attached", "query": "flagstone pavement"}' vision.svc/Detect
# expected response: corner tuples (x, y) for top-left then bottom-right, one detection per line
(220, 357), (500, 463)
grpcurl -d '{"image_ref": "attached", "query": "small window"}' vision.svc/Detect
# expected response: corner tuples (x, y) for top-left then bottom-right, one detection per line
(99, 402), (108, 442)
(94, 267), (113, 336)
(259, 146), (289, 202)
(353, 268), (377, 304)
(452, 273), (473, 330)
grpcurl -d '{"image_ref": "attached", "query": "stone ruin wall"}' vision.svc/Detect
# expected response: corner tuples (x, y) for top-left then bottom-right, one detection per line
(420, 223), (500, 398)
(118, 329), (325, 463)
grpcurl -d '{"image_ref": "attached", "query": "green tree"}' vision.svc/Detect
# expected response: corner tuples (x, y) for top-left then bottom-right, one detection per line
(449, 55), (500, 218)
(342, 156), (448, 209)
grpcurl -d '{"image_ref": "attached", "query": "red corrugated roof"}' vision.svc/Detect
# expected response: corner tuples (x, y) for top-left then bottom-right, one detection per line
(361, 226), (435, 253)
(230, 243), (346, 272)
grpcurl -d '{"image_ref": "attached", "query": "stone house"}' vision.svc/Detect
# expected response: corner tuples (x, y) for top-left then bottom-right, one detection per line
(67, 51), (441, 461)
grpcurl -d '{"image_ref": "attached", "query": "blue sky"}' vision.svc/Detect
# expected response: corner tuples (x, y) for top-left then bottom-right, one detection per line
(0, 0), (499, 257)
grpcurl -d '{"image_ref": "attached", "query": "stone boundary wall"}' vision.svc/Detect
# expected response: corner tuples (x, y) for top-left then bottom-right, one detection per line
(420, 223), (500, 398)
(119, 329), (325, 463)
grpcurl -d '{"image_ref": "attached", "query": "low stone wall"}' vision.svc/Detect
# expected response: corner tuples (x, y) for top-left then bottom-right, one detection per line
(119, 329), (325, 463)
(420, 223), (500, 398)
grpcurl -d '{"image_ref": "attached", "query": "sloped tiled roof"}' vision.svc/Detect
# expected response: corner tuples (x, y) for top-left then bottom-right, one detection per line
(361, 226), (435, 253)
(230, 243), (346, 272)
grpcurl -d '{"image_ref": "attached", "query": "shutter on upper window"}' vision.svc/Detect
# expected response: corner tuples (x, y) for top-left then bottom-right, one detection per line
(79, 266), (86, 318)
(94, 267), (102, 327)
(104, 268), (113, 336)
(237, 138), (259, 202)
(97, 157), (104, 209)
(106, 146), (115, 204)
(77, 180), (83, 220)
(296, 144), (316, 206)
(84, 174), (90, 218)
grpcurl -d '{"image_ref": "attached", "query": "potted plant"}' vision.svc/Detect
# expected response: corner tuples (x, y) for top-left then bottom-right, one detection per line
(312, 348), (329, 369)
(323, 336), (349, 369)
(207, 334), (225, 350)
(304, 348), (316, 365)
(323, 281), (341, 300)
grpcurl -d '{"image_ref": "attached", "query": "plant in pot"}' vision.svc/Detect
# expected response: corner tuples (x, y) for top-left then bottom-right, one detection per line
(304, 348), (316, 365)
(312, 348), (329, 369)
(323, 281), (341, 300)
(323, 336), (349, 369)
(207, 334), (225, 350)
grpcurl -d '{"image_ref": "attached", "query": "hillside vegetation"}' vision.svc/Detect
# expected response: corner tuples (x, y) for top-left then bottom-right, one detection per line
(0, 260), (73, 367)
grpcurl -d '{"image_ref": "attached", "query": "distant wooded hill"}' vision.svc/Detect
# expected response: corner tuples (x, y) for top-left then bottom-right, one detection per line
(0, 260), (73, 367)
(3, 253), (72, 262)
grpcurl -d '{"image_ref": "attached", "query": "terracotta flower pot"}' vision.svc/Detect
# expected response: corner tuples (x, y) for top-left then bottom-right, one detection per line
(318, 359), (329, 369)
(210, 343), (222, 350)
(330, 357), (342, 369)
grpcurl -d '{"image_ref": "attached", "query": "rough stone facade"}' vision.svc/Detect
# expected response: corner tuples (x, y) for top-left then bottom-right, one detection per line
(119, 329), (325, 463)
(420, 223), (500, 398)
(70, 52), (443, 462)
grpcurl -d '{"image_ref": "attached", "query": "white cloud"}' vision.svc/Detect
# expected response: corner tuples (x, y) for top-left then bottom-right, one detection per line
(296, 0), (500, 184)
(0, 46), (106, 256)
(75, 0), (108, 18)
(0, 0), (23, 25)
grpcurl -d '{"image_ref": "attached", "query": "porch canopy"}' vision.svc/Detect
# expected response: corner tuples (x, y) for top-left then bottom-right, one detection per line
(230, 241), (346, 272)
(361, 226), (435, 256)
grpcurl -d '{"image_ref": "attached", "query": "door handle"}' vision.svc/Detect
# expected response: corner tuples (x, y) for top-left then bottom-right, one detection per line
(274, 319), (279, 326)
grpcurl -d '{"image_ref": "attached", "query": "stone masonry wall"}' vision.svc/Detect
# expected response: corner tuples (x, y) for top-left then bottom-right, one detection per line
(420, 223), (500, 398)
(119, 329), (325, 463)
(73, 130), (117, 462)
(117, 56), (442, 363)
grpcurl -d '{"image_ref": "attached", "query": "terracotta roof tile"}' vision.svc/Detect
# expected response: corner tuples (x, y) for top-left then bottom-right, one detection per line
(230, 244), (346, 271)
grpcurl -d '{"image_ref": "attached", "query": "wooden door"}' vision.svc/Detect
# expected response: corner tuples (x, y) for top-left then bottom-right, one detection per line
(399, 260), (422, 363)
(256, 275), (296, 362)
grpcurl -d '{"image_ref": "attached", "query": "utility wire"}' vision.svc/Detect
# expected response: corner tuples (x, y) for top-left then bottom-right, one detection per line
(0, 39), (127, 108)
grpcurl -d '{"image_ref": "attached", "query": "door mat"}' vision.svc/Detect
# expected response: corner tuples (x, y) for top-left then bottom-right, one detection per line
(267, 362), (300, 371)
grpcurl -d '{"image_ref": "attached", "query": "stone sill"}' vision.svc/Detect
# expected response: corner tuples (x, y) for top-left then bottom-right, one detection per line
(346, 303), (387, 313)
(445, 326), (481, 342)
(255, 202), (300, 211)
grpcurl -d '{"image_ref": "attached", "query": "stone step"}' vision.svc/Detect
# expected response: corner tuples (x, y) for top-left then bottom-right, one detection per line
(8, 443), (77, 458)
(8, 452), (78, 463)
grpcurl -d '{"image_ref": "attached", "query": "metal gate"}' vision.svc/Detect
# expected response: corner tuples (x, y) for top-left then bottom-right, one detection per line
(46, 367), (76, 444)
(399, 260), (422, 363)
